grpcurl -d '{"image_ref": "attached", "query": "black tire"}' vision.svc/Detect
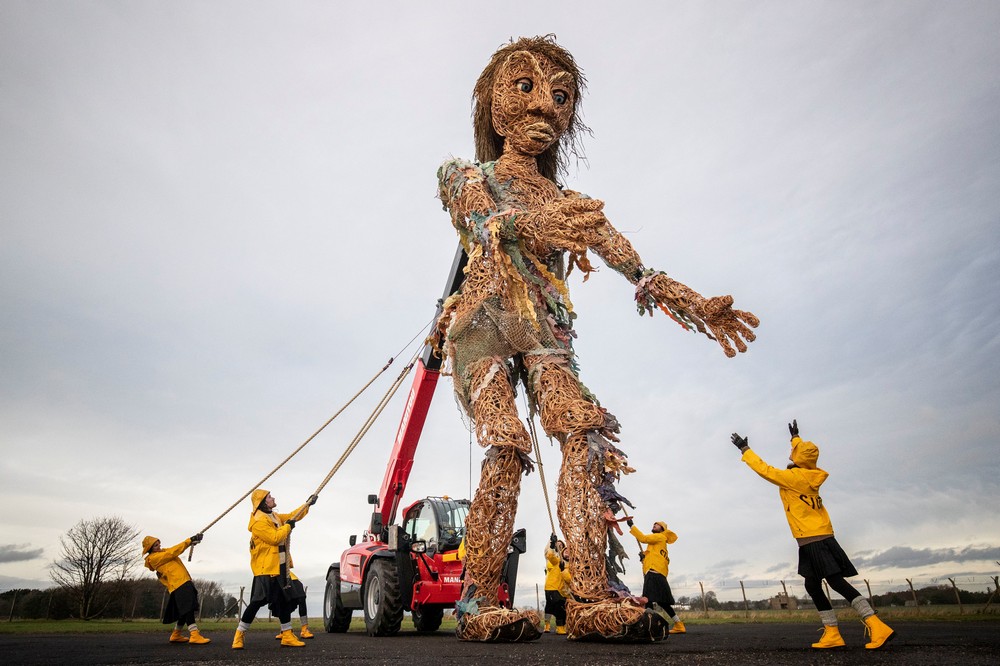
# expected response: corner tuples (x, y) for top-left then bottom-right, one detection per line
(323, 566), (353, 633)
(412, 605), (444, 633)
(363, 558), (403, 636)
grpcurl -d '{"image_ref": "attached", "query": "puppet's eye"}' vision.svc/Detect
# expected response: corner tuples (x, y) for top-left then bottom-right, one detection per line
(553, 90), (568, 105)
(516, 78), (533, 93)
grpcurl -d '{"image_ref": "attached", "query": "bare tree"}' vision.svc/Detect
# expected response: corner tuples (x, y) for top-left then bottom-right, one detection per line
(49, 516), (140, 619)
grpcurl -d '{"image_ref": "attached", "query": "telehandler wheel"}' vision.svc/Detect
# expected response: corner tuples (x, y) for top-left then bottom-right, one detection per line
(363, 559), (403, 636)
(412, 605), (444, 633)
(322, 566), (353, 633)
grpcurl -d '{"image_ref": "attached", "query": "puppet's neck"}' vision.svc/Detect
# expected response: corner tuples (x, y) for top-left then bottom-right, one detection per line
(496, 151), (542, 179)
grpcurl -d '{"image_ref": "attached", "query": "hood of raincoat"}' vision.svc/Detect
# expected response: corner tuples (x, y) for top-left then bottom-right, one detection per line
(142, 535), (159, 555)
(790, 437), (820, 470)
(251, 488), (270, 514)
(654, 521), (668, 533)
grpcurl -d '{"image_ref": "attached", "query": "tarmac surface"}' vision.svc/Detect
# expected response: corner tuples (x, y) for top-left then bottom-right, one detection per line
(2, 621), (998, 665)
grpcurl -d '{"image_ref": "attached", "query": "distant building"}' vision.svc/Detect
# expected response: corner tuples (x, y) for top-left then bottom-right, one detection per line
(770, 593), (799, 610)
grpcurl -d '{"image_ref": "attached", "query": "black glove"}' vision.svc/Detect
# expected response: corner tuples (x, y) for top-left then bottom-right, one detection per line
(307, 494), (319, 506)
(626, 518), (634, 527)
(549, 533), (557, 549)
(559, 561), (565, 571)
(788, 419), (799, 438)
(189, 533), (203, 544)
(286, 519), (296, 530)
(731, 432), (749, 451)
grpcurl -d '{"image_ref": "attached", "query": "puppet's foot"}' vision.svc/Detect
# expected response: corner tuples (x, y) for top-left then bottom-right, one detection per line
(566, 597), (668, 642)
(456, 607), (541, 642)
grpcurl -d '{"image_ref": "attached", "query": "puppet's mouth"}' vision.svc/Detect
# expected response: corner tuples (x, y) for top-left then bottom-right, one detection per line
(525, 122), (555, 143)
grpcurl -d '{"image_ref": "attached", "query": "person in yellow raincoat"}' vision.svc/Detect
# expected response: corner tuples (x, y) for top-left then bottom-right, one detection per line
(142, 533), (210, 644)
(542, 534), (570, 634)
(231, 489), (316, 650)
(731, 419), (896, 650)
(627, 518), (685, 634)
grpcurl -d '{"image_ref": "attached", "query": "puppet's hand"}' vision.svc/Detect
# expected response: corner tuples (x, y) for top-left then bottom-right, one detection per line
(696, 294), (760, 358)
(644, 274), (758, 357)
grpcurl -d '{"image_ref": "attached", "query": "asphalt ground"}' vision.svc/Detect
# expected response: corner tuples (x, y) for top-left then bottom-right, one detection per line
(1, 621), (998, 665)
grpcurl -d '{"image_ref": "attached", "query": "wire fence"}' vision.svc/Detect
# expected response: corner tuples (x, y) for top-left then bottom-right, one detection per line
(522, 572), (1000, 616)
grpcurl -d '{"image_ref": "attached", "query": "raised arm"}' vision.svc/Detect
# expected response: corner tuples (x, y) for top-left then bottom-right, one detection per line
(518, 188), (758, 357)
(592, 202), (759, 357)
(629, 524), (666, 546)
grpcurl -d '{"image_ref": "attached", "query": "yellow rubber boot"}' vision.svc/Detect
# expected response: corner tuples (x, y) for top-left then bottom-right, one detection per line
(188, 629), (211, 644)
(811, 625), (845, 648)
(543, 621), (550, 633)
(169, 629), (188, 643)
(864, 614), (896, 649)
(280, 629), (305, 647)
(231, 629), (245, 650)
(300, 624), (314, 639)
(555, 625), (567, 635)
(274, 631), (283, 639)
(669, 620), (686, 634)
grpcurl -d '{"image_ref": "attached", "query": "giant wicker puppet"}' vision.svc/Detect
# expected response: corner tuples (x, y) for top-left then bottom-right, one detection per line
(434, 35), (759, 642)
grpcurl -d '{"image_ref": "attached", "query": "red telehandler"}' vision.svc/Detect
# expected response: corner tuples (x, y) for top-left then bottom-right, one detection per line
(322, 247), (527, 636)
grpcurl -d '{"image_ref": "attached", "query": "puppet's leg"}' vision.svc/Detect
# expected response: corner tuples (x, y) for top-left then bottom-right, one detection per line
(528, 354), (665, 642)
(456, 357), (540, 642)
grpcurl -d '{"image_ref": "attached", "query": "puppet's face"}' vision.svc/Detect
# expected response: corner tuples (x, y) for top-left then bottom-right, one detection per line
(491, 51), (575, 157)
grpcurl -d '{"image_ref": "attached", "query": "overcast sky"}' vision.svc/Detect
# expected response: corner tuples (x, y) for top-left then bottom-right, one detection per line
(2, 1), (998, 608)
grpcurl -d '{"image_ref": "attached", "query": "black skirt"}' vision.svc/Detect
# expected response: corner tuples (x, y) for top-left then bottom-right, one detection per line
(641, 570), (675, 608)
(162, 580), (199, 624)
(249, 574), (300, 616)
(797, 536), (859, 579)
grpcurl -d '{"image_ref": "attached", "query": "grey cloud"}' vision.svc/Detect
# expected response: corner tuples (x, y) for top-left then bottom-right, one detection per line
(852, 545), (1000, 570)
(764, 562), (793, 574)
(0, 544), (44, 563)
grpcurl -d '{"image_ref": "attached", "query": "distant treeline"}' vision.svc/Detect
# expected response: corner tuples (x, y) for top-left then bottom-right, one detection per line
(0, 578), (237, 621)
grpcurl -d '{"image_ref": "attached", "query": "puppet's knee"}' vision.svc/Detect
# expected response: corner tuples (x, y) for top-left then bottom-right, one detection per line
(526, 356), (606, 435)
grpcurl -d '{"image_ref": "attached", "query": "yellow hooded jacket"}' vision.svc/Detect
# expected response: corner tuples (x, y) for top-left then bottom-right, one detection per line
(248, 488), (311, 576)
(741, 436), (834, 539)
(144, 538), (193, 593)
(543, 546), (571, 592)
(630, 523), (677, 577)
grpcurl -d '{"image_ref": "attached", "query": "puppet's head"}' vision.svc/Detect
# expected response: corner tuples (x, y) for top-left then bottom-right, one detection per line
(473, 35), (589, 182)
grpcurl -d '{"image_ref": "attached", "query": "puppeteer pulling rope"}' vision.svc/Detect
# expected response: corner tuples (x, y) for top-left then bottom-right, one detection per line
(433, 35), (759, 642)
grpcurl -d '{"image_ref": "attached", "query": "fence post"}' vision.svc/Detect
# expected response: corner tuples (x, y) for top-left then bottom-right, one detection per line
(699, 581), (708, 617)
(947, 578), (963, 615)
(159, 588), (167, 620)
(739, 580), (749, 618)
(535, 584), (540, 621)
(983, 576), (999, 613)
(906, 578), (919, 614)
(7, 589), (17, 622)
(780, 580), (791, 612)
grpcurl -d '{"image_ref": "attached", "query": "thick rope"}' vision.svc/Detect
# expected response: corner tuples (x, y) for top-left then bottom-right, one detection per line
(523, 393), (557, 537)
(278, 346), (422, 573)
(188, 318), (433, 559)
(305, 345), (421, 503)
(195, 355), (395, 536)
